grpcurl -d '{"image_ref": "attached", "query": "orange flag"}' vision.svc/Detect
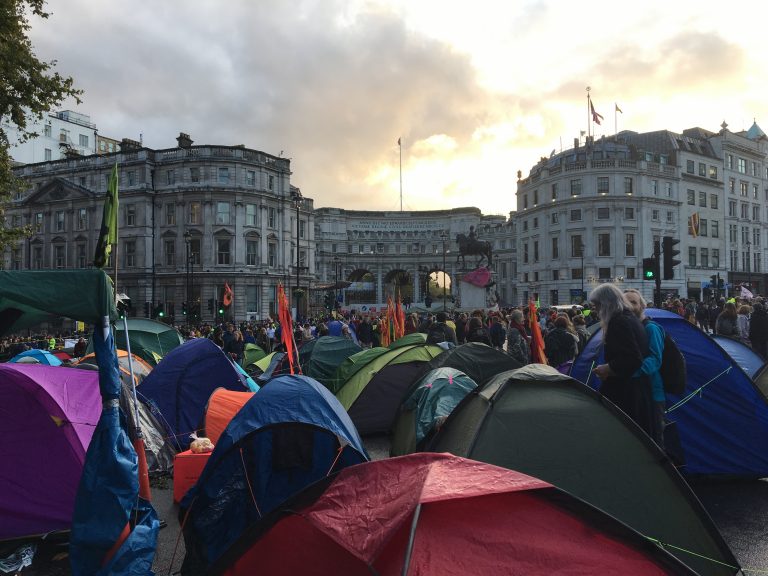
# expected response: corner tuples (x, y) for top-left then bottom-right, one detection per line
(528, 299), (548, 365)
(395, 294), (406, 339)
(278, 283), (296, 374)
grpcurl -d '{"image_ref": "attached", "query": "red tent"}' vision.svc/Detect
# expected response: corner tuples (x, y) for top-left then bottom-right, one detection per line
(213, 454), (697, 575)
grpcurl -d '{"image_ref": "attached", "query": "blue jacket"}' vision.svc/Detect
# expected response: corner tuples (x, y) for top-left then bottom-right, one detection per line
(635, 319), (665, 402)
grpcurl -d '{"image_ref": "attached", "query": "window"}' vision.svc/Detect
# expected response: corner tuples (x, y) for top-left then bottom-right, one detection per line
(652, 180), (659, 195)
(522, 220), (528, 232)
(54, 245), (65, 269)
(686, 160), (695, 173)
(533, 241), (539, 262)
(246, 239), (260, 266)
(552, 269), (560, 281)
(729, 224), (737, 243)
(165, 203), (176, 225)
(55, 210), (65, 232)
(728, 201), (736, 217)
(701, 248), (709, 268)
(624, 177), (633, 194)
(726, 154), (733, 169)
(699, 219), (708, 236)
(597, 177), (609, 195)
(713, 249), (720, 268)
(729, 179), (735, 194)
(190, 238), (201, 265)
(570, 179), (582, 196)
(698, 162), (706, 177)
(665, 182), (672, 197)
(712, 220), (719, 238)
(216, 202), (230, 225)
(268, 207), (276, 227)
(652, 209), (659, 221)
(709, 166), (718, 179)
(77, 208), (87, 230)
(99, 141), (105, 152)
(44, 124), (51, 137)
(33, 246), (42, 269)
(217, 238), (231, 265)
(570, 209), (582, 222)
(753, 162), (759, 177)
(754, 205), (761, 221)
(699, 191), (707, 207)
(741, 203), (749, 219)
(598, 233), (611, 256)
(596, 207), (609, 220)
(624, 207), (635, 220)
(571, 235), (583, 258)
(711, 194), (718, 209)
(167, 170), (175, 185)
(666, 211), (674, 223)
(34, 212), (43, 233)
(533, 189), (539, 205)
(523, 243), (529, 264)
(246, 170), (256, 186)
(551, 183), (558, 201)
(44, 148), (52, 161)
(190, 167), (200, 182)
(738, 158), (746, 173)
(688, 247), (697, 267)
(125, 240), (136, 268)
(551, 237), (559, 259)
(299, 220), (306, 238)
(551, 212), (559, 224)
(625, 233), (635, 257)
(571, 268), (583, 280)
(626, 267), (636, 280)
(754, 184), (760, 199)
(125, 204), (136, 226)
(268, 242), (277, 267)
(79, 134), (89, 147)
(218, 167), (230, 184)
(164, 240), (175, 266)
(246, 204), (257, 226)
(522, 194), (528, 209)
(127, 171), (136, 186)
(189, 202), (201, 224)
(741, 182), (748, 197)
(268, 175), (274, 190)
(76, 244), (86, 268)
(687, 190), (695, 205)
(598, 267), (611, 279)
(246, 285), (259, 314)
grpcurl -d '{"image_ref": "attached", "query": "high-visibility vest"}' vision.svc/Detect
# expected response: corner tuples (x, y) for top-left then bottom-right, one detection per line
(49, 337), (56, 350)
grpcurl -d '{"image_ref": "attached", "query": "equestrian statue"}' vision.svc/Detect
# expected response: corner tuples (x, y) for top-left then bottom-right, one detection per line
(456, 226), (492, 269)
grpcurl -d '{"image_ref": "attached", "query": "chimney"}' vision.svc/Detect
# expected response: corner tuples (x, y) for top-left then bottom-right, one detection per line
(121, 138), (142, 151)
(177, 132), (193, 149)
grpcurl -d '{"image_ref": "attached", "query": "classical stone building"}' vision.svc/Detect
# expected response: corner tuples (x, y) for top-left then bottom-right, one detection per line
(515, 121), (768, 306)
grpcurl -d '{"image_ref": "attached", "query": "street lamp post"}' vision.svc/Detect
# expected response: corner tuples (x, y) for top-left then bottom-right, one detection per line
(440, 232), (448, 310)
(333, 256), (341, 306)
(746, 240), (752, 292)
(579, 242), (585, 303)
(294, 192), (302, 319)
(184, 231), (192, 324)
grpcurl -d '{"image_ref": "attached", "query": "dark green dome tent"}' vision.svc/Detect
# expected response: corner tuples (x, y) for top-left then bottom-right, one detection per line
(427, 364), (739, 576)
(426, 342), (521, 386)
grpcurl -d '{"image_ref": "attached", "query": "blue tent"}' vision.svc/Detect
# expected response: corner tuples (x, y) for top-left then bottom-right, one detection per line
(138, 338), (257, 450)
(712, 335), (764, 378)
(571, 308), (768, 477)
(9, 348), (63, 366)
(180, 374), (368, 572)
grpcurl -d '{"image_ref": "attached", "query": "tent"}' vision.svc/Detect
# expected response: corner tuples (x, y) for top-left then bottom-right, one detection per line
(254, 352), (285, 383)
(428, 364), (739, 576)
(0, 269), (158, 574)
(86, 317), (184, 366)
(77, 349), (153, 384)
(204, 388), (255, 444)
(390, 367), (477, 456)
(335, 344), (443, 435)
(388, 332), (427, 349)
(180, 375), (368, 573)
(9, 348), (63, 366)
(241, 343), (267, 370)
(138, 338), (257, 450)
(328, 347), (391, 394)
(212, 453), (699, 576)
(426, 342), (521, 386)
(712, 335), (764, 378)
(0, 364), (100, 540)
(302, 336), (362, 387)
(571, 308), (768, 478)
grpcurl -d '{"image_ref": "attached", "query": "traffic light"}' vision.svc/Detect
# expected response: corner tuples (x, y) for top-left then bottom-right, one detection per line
(217, 301), (224, 316)
(642, 258), (657, 280)
(662, 236), (680, 280)
(182, 301), (188, 315)
(324, 293), (332, 309)
(710, 275), (717, 288)
(207, 298), (214, 312)
(157, 302), (165, 318)
(144, 301), (151, 317)
(718, 277), (725, 291)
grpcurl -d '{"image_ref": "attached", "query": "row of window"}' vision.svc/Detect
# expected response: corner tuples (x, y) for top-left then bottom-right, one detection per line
(522, 233), (636, 263)
(522, 268), (637, 283)
(727, 178), (762, 198)
(521, 206), (675, 233)
(726, 200), (765, 221)
(686, 190), (720, 209)
(727, 225), (761, 247)
(725, 154), (766, 178)
(522, 177), (636, 208)
(685, 160), (719, 180)
(687, 247), (724, 269)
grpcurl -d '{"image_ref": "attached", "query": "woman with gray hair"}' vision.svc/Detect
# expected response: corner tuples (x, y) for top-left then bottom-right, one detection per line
(590, 283), (653, 436)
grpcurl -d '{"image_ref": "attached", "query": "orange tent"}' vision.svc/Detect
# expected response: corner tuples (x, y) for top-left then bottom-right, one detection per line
(204, 388), (255, 444)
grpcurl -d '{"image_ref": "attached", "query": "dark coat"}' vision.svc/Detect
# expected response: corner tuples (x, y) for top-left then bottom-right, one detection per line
(749, 308), (768, 358)
(544, 328), (577, 368)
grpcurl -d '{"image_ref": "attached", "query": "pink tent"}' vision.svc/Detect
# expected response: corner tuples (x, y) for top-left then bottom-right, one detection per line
(214, 453), (698, 575)
(0, 364), (100, 540)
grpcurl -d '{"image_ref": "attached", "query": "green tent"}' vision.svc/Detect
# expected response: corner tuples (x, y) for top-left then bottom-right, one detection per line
(388, 332), (426, 349)
(428, 364), (739, 576)
(0, 269), (117, 335)
(390, 367), (477, 456)
(86, 318), (184, 366)
(426, 342), (521, 387)
(242, 343), (267, 369)
(328, 347), (391, 394)
(335, 344), (443, 435)
(302, 336), (361, 388)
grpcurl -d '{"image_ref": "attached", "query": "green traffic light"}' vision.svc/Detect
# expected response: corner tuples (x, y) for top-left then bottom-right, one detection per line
(644, 270), (654, 279)
(219, 309), (224, 315)
(158, 311), (164, 317)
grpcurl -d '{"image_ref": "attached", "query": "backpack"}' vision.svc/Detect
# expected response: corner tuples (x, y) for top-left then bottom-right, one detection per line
(660, 332), (687, 395)
(426, 322), (448, 344)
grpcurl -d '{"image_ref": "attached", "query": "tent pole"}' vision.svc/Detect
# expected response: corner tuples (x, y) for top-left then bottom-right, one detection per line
(401, 502), (422, 576)
(123, 315), (141, 431)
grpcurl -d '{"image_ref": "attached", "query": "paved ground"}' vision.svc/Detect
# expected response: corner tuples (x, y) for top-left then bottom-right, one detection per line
(17, 436), (768, 575)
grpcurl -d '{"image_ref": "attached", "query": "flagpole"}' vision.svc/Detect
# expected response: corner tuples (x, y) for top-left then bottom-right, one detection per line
(615, 105), (617, 137)
(586, 87), (591, 140)
(399, 137), (403, 212)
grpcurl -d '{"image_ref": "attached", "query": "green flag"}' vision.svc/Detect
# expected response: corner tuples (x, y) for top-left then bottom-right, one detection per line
(94, 163), (119, 268)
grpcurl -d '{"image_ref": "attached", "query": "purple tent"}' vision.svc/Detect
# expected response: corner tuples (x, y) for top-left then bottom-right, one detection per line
(0, 364), (100, 540)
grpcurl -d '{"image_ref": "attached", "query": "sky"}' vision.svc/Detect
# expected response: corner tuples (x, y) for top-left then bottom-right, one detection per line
(28, 0), (768, 216)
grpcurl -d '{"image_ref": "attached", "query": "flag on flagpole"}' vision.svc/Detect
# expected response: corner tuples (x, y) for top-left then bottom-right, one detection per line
(222, 282), (234, 307)
(741, 285), (754, 300)
(615, 103), (623, 114)
(397, 137), (401, 146)
(94, 163), (119, 268)
(590, 99), (604, 125)
(528, 299), (548, 365)
(688, 212), (700, 238)
(277, 283), (296, 374)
